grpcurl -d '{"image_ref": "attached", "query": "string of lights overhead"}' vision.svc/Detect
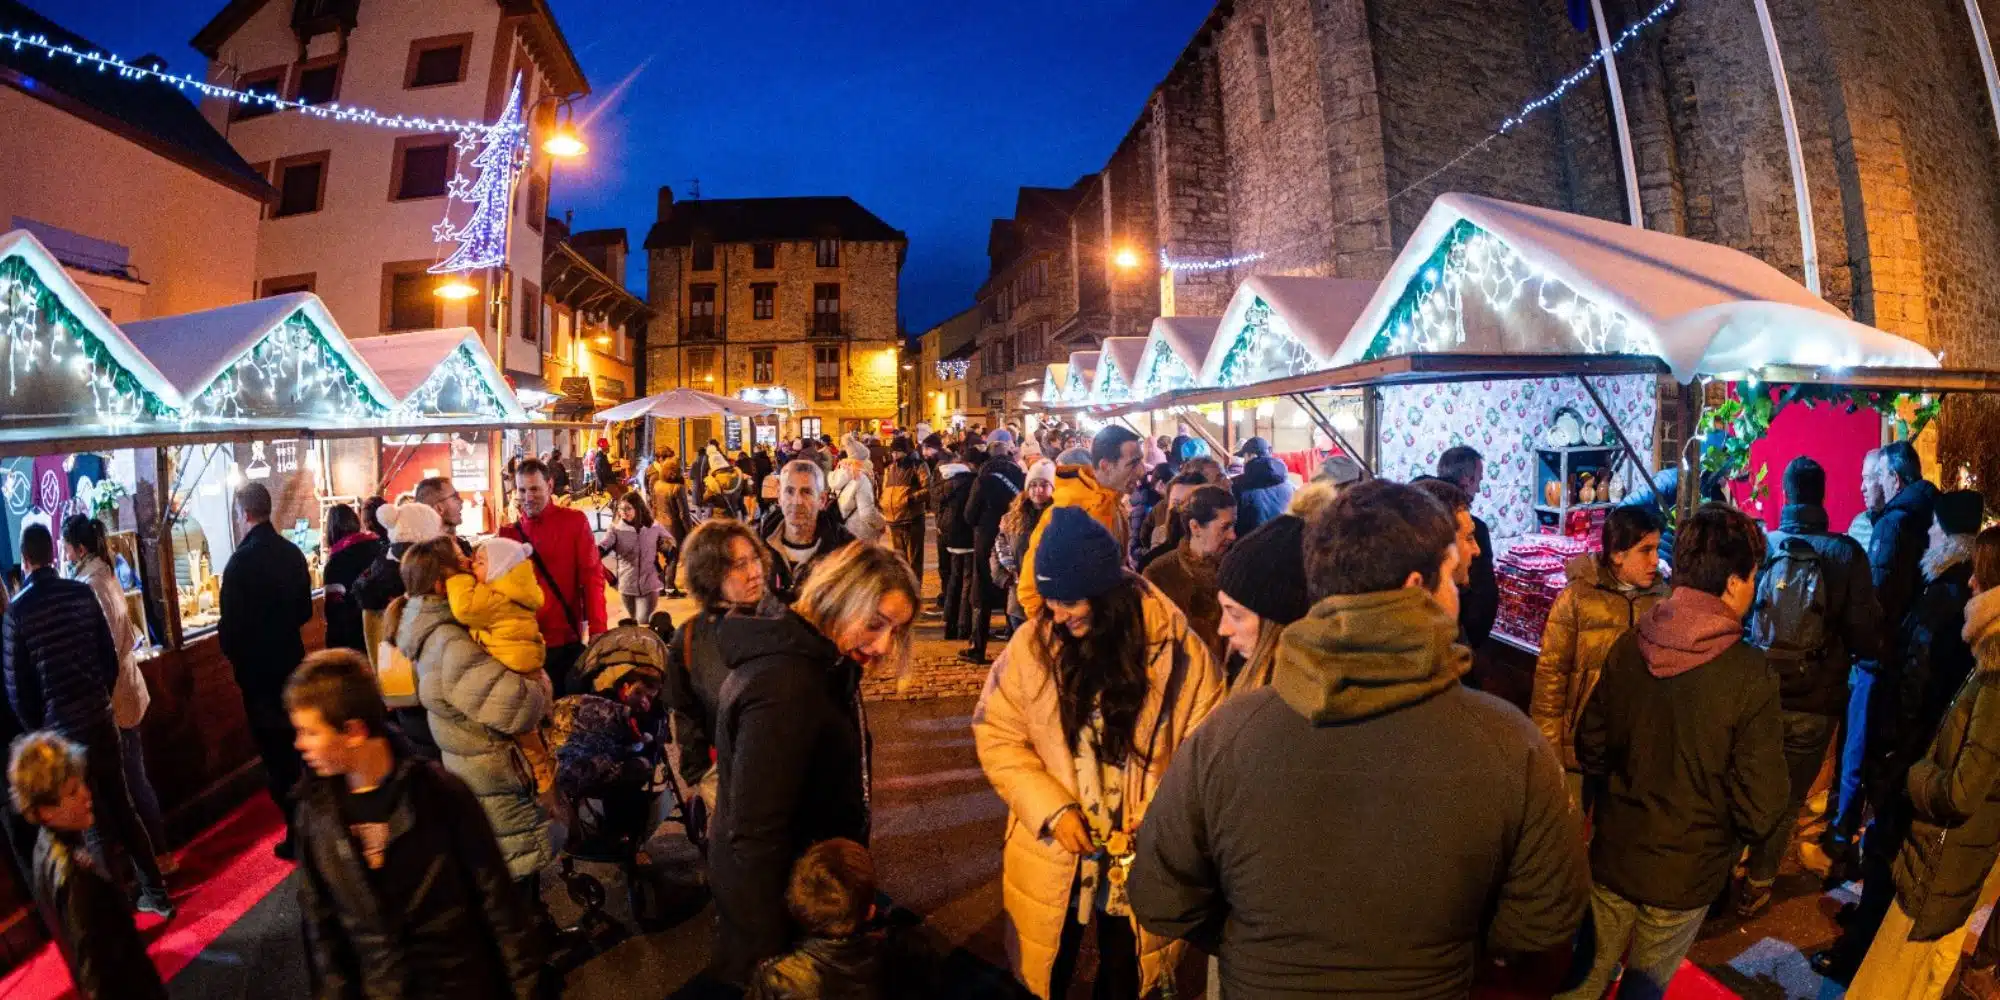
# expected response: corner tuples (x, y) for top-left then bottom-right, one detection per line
(1156, 0), (1679, 275)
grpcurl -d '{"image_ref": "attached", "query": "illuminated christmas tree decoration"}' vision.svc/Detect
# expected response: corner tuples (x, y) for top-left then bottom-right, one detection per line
(0, 255), (172, 423)
(1360, 220), (1661, 363)
(186, 313), (390, 421)
(392, 342), (508, 419)
(0, 29), (517, 136)
(432, 75), (529, 275)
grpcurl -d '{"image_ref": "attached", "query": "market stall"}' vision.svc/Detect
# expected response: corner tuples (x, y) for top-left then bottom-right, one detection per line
(1087, 336), (1148, 406)
(592, 386), (777, 476)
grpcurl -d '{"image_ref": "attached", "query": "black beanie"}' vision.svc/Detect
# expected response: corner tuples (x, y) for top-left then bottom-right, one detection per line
(1218, 515), (1311, 626)
(1936, 489), (1985, 535)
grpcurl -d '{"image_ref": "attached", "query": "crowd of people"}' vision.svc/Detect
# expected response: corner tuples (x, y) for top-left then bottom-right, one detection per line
(8, 418), (2000, 1000)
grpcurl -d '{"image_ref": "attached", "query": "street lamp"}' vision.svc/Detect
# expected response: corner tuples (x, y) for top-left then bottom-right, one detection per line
(1113, 247), (1142, 271)
(435, 277), (479, 300)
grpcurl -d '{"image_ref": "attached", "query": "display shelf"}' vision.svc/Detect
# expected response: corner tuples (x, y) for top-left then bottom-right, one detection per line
(1535, 444), (1619, 455)
(1533, 502), (1617, 514)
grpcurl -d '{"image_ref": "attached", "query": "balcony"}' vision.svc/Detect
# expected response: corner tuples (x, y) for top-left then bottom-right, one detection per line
(809, 313), (847, 337)
(684, 315), (722, 341)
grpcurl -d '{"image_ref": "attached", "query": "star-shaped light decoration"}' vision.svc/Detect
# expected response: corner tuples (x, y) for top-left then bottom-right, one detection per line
(432, 219), (458, 242)
(446, 175), (472, 200)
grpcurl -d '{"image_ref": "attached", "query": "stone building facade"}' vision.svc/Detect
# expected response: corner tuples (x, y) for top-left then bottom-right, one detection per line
(974, 185), (1086, 414)
(975, 0), (2000, 481)
(643, 189), (906, 449)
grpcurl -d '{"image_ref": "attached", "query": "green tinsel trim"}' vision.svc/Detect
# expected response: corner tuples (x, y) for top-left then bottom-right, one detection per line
(0, 254), (175, 419)
(1360, 220), (1479, 363)
(1214, 296), (1313, 387)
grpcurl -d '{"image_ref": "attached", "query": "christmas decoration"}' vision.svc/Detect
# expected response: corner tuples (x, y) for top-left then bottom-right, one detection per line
(1215, 297), (1317, 388)
(0, 29), (510, 136)
(1160, 248), (1267, 274)
(186, 312), (389, 421)
(1360, 220), (1659, 363)
(935, 358), (970, 381)
(1699, 384), (1943, 486)
(1091, 358), (1132, 404)
(431, 75), (529, 275)
(391, 342), (508, 420)
(0, 255), (171, 422)
(1131, 338), (1198, 398)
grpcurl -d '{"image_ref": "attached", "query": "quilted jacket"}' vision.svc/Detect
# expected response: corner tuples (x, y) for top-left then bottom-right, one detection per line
(1531, 555), (1669, 771)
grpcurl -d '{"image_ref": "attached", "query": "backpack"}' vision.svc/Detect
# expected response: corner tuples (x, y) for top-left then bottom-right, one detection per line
(1750, 536), (1829, 686)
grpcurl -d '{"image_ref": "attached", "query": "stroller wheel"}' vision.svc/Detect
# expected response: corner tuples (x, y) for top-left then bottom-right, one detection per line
(564, 869), (608, 912)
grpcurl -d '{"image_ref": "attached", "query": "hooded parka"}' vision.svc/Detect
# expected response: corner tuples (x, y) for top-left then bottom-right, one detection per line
(971, 579), (1225, 999)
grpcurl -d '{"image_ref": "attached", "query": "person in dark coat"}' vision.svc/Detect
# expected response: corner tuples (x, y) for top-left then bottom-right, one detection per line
(218, 482), (315, 859)
(3, 524), (171, 915)
(1228, 437), (1294, 537)
(9, 731), (167, 1000)
(880, 437), (933, 585)
(1844, 519), (2000, 995)
(1563, 503), (1788, 1000)
(960, 441), (1025, 664)
(285, 650), (543, 999)
(595, 438), (618, 499)
(934, 457), (977, 643)
(664, 519), (776, 807)
(1815, 489), (1983, 984)
(1739, 457), (1882, 915)
(708, 545), (917, 987)
(1129, 480), (1585, 998)
(761, 461), (858, 605)
(320, 504), (385, 655)
(1437, 446), (1497, 650)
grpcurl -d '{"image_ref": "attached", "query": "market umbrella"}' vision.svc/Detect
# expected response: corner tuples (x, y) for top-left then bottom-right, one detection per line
(592, 387), (775, 422)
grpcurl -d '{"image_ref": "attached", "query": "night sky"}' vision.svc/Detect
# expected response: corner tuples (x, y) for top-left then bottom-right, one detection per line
(27, 0), (1218, 331)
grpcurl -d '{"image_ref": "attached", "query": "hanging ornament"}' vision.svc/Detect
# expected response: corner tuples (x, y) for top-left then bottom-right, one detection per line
(431, 74), (529, 275)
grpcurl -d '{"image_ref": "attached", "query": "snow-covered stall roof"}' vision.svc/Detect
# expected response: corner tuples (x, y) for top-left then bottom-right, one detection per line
(348, 327), (528, 422)
(1063, 352), (1100, 403)
(122, 293), (396, 420)
(1330, 193), (1940, 383)
(0, 229), (182, 421)
(1041, 363), (1070, 404)
(1132, 316), (1220, 398)
(1203, 275), (1377, 388)
(1090, 337), (1149, 404)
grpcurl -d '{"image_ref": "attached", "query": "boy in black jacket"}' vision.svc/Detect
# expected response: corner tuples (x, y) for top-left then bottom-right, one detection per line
(286, 650), (544, 998)
(749, 838), (881, 999)
(9, 730), (167, 1000)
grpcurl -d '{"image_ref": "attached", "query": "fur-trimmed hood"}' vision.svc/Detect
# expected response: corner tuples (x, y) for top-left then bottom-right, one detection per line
(1925, 533), (1977, 583)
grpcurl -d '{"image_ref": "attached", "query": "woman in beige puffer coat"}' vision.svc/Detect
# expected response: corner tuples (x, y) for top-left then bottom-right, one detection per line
(1530, 506), (1669, 805)
(972, 516), (1224, 999)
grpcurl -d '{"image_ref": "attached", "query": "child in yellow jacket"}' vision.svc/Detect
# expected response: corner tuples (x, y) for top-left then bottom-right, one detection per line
(447, 536), (556, 794)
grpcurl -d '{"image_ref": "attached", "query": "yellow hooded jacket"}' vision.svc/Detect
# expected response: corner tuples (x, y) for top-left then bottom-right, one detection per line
(446, 561), (547, 674)
(1015, 464), (1128, 619)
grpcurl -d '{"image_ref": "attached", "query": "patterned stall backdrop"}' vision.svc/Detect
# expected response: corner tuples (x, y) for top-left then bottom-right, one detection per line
(1376, 375), (1658, 542)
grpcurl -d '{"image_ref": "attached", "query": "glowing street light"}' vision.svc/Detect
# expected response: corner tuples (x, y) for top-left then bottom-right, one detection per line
(542, 128), (588, 159)
(1113, 247), (1142, 271)
(435, 277), (479, 300)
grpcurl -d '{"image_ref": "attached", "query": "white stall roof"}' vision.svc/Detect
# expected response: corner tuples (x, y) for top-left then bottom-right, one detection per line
(0, 229), (183, 411)
(1064, 351), (1100, 401)
(1092, 337), (1149, 402)
(1041, 363), (1070, 404)
(123, 293), (396, 406)
(348, 327), (528, 421)
(1330, 193), (1940, 383)
(1133, 316), (1221, 396)
(1202, 275), (1377, 387)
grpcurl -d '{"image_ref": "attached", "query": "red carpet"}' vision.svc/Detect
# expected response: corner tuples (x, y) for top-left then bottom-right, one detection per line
(0, 796), (292, 999)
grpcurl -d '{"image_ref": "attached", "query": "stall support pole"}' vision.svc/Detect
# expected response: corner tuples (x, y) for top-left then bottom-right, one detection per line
(1675, 380), (1704, 527)
(1221, 400), (1234, 455)
(1290, 393), (1375, 479)
(1751, 0), (1821, 294)
(1591, 0), (1646, 227)
(1966, 0), (2000, 153)
(1573, 375), (1662, 505)
(1362, 387), (1382, 473)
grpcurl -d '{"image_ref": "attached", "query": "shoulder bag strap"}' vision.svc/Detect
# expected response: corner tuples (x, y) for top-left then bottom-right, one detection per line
(517, 519), (584, 641)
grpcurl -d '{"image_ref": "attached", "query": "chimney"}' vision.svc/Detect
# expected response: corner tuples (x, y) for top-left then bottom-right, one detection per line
(657, 185), (675, 221)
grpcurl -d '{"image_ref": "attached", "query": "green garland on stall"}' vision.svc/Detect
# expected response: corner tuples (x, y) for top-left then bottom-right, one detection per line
(0, 255), (175, 419)
(1698, 383), (1944, 488)
(1359, 220), (1479, 362)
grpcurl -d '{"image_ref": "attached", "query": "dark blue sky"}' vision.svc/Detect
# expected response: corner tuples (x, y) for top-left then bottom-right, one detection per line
(31, 0), (1217, 331)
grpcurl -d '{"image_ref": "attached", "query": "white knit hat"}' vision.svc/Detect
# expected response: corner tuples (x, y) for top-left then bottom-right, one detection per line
(377, 501), (444, 546)
(478, 536), (532, 583)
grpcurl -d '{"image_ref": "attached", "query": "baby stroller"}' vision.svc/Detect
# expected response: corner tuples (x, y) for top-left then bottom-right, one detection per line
(547, 624), (702, 938)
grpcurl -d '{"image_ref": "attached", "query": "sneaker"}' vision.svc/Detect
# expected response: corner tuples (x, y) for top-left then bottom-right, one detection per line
(1734, 877), (1773, 919)
(135, 893), (177, 920)
(921, 607), (945, 619)
(957, 648), (988, 665)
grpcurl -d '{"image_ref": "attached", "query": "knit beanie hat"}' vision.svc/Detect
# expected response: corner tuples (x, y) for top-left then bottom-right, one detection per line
(989, 428), (1015, 445)
(1218, 515), (1311, 626)
(1936, 489), (1985, 535)
(1056, 447), (1094, 467)
(1033, 507), (1126, 602)
(377, 500), (444, 546)
(479, 537), (533, 583)
(1025, 459), (1057, 489)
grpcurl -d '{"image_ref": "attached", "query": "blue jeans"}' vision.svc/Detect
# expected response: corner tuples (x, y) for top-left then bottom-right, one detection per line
(1834, 665), (1879, 838)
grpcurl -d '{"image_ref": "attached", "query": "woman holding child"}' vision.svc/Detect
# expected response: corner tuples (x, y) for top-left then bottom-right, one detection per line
(396, 536), (555, 888)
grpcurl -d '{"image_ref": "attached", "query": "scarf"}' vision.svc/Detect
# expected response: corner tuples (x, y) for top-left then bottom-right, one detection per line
(1635, 587), (1743, 678)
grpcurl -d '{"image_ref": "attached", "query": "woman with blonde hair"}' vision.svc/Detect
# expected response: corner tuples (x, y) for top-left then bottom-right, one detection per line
(703, 540), (918, 988)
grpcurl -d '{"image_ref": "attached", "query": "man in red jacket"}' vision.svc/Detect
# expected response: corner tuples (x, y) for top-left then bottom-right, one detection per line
(499, 458), (608, 695)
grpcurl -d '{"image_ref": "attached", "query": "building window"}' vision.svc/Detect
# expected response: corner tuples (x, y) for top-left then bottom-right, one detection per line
(688, 283), (717, 338)
(231, 66), (285, 120)
(752, 347), (775, 384)
(691, 239), (715, 271)
(259, 273), (315, 298)
(292, 56), (341, 106)
(519, 279), (540, 343)
(689, 346), (717, 387)
(815, 238), (840, 268)
(391, 137), (451, 200)
(1251, 23), (1277, 123)
(273, 152), (329, 217)
(799, 416), (822, 440)
(812, 283), (841, 334)
(525, 173), (548, 232)
(382, 262), (442, 331)
(406, 34), (471, 89)
(814, 346), (841, 401)
(752, 283), (775, 320)
(753, 243), (776, 269)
